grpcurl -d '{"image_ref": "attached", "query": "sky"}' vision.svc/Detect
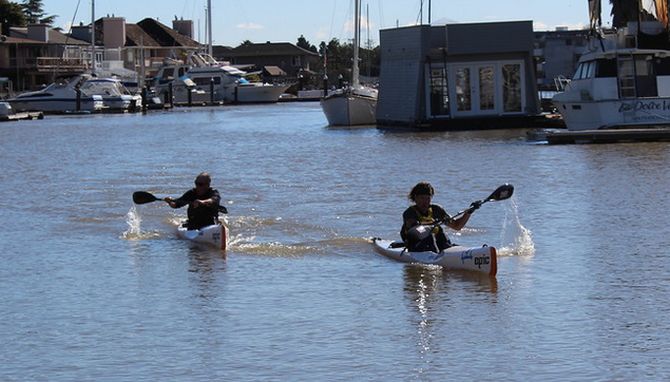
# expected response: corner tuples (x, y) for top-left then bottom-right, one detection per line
(43, 0), (615, 47)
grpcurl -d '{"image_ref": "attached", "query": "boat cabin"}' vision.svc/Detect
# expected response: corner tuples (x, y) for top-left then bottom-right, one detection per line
(567, 50), (670, 100)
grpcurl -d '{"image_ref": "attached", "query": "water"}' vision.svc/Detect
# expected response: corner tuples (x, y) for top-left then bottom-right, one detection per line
(1, 103), (669, 381)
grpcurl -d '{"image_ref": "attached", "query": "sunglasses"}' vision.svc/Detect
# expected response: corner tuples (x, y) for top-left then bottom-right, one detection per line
(195, 182), (208, 187)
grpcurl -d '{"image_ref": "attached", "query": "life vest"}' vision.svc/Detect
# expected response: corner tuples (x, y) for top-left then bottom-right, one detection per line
(413, 206), (435, 224)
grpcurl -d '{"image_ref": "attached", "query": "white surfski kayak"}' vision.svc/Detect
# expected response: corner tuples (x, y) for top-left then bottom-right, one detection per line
(372, 238), (497, 276)
(176, 219), (229, 250)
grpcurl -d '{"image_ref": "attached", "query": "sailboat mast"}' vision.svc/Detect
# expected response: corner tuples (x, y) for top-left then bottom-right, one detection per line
(352, 0), (361, 87)
(91, 0), (95, 75)
(207, 0), (213, 56)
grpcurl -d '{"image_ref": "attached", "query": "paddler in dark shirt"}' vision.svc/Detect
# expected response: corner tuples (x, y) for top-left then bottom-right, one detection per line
(164, 172), (221, 230)
(401, 182), (474, 252)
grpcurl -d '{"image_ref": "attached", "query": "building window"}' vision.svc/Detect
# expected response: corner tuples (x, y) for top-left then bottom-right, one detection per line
(429, 66), (449, 116)
(455, 68), (471, 111)
(479, 66), (495, 110)
(502, 64), (522, 112)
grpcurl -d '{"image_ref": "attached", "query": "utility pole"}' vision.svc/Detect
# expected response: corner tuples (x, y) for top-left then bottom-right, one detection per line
(91, 0), (96, 75)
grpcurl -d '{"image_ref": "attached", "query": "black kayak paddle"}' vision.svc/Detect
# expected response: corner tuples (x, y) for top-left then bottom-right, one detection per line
(132, 191), (228, 214)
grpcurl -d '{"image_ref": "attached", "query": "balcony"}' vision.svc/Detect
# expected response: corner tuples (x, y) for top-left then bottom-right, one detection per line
(9, 57), (88, 72)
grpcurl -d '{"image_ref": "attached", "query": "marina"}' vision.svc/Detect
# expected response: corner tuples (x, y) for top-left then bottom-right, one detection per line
(3, 1), (670, 380)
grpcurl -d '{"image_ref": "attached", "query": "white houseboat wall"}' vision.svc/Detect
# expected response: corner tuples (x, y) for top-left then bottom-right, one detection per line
(377, 21), (541, 129)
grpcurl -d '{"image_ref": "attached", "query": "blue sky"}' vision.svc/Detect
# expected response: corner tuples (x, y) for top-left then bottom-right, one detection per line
(44, 0), (613, 47)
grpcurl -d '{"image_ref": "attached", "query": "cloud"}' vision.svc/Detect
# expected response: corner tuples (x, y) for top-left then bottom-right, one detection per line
(236, 22), (264, 30)
(315, 27), (329, 40)
(344, 18), (374, 34)
(533, 21), (588, 31)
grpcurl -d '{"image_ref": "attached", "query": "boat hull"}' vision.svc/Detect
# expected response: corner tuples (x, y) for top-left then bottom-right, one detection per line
(372, 238), (497, 276)
(321, 93), (377, 126)
(553, 97), (670, 131)
(176, 221), (229, 250)
(9, 96), (104, 113)
(225, 84), (290, 103)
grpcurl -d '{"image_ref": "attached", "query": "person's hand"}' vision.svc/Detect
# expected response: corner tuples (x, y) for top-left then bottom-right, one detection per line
(468, 200), (482, 213)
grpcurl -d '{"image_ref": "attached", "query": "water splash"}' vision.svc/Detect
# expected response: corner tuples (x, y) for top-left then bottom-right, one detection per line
(122, 206), (142, 239)
(498, 197), (535, 257)
(122, 206), (160, 240)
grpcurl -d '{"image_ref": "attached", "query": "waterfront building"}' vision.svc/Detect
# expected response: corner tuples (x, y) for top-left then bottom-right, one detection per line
(0, 24), (90, 91)
(533, 28), (591, 91)
(217, 42), (320, 85)
(377, 21), (541, 129)
(0, 17), (202, 92)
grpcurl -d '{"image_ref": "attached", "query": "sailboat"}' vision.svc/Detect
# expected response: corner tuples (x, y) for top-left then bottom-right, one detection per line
(320, 0), (378, 126)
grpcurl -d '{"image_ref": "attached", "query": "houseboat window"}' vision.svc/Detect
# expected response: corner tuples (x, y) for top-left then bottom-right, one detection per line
(654, 57), (670, 75)
(572, 63), (585, 80)
(585, 62), (596, 78)
(455, 68), (471, 111)
(503, 64), (522, 112)
(595, 59), (617, 77)
(635, 55), (657, 97)
(479, 66), (495, 110)
(429, 67), (449, 116)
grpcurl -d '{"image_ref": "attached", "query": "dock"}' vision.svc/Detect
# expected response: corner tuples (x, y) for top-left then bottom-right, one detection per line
(542, 127), (670, 144)
(0, 111), (44, 122)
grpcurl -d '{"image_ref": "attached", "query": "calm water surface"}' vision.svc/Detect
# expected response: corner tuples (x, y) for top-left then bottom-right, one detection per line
(1, 103), (669, 381)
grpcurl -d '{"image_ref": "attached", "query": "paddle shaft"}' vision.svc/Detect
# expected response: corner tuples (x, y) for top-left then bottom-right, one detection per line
(133, 191), (227, 213)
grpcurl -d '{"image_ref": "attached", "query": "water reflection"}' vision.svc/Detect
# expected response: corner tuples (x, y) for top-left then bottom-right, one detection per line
(402, 265), (498, 375)
(187, 246), (227, 301)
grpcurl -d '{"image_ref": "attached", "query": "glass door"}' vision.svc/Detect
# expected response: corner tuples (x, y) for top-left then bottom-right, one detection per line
(450, 64), (498, 117)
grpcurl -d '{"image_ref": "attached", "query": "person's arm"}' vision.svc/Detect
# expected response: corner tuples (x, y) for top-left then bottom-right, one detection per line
(164, 190), (192, 208)
(192, 189), (220, 208)
(447, 211), (472, 230)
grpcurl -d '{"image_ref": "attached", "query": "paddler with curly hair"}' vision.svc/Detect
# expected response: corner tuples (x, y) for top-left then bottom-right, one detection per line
(400, 181), (477, 252)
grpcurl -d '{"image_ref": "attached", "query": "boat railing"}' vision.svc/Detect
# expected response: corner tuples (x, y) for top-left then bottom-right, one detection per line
(554, 75), (571, 91)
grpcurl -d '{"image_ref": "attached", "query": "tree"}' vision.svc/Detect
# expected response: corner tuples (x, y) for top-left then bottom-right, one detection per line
(296, 34), (317, 53)
(0, 0), (27, 33)
(21, 0), (56, 25)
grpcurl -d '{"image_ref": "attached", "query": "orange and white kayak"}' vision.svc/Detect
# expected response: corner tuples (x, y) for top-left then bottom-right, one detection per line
(372, 238), (497, 276)
(176, 219), (229, 251)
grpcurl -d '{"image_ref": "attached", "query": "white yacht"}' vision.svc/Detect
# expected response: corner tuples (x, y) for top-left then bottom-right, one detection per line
(8, 75), (104, 113)
(80, 77), (141, 111)
(320, 0), (378, 126)
(552, 23), (670, 131)
(152, 53), (290, 104)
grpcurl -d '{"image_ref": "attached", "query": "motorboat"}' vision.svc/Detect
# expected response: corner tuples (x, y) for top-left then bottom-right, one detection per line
(152, 53), (290, 104)
(79, 77), (141, 112)
(320, 0), (378, 126)
(552, 22), (670, 131)
(8, 75), (104, 113)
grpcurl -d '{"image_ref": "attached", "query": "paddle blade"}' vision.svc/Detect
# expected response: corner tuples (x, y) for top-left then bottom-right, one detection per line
(486, 184), (514, 202)
(133, 191), (160, 204)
